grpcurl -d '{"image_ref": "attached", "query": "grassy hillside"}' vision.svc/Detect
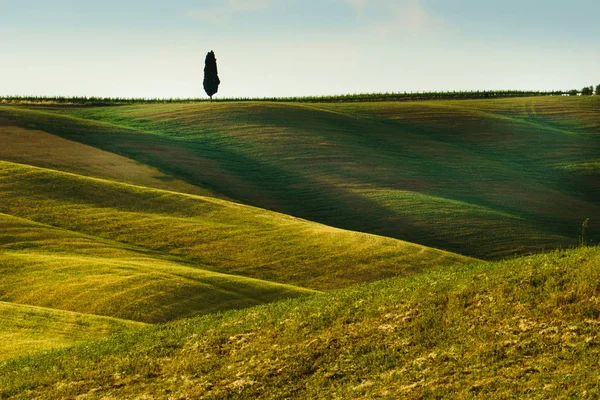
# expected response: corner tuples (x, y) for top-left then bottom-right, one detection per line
(0, 97), (598, 397)
(2, 96), (598, 259)
(0, 212), (316, 323)
(0, 118), (213, 197)
(2, 246), (599, 399)
(0, 160), (470, 293)
(0, 302), (145, 361)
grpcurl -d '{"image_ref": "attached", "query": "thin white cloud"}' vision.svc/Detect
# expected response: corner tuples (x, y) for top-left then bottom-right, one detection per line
(345, 0), (444, 35)
(186, 0), (272, 24)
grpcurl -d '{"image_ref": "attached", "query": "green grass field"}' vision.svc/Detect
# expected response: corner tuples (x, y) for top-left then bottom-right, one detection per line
(0, 161), (468, 291)
(2, 246), (599, 399)
(0, 212), (321, 323)
(0, 96), (598, 397)
(1, 96), (597, 259)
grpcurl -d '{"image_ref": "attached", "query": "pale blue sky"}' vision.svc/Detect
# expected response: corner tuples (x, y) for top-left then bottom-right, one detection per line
(1, 0), (599, 98)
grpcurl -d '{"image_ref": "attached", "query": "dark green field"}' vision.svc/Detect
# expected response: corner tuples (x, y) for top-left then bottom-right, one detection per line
(0, 96), (599, 398)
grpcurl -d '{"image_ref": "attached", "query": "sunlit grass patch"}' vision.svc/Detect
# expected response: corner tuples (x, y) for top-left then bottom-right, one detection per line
(0, 302), (145, 361)
(0, 161), (471, 293)
(557, 160), (600, 174)
(2, 247), (599, 398)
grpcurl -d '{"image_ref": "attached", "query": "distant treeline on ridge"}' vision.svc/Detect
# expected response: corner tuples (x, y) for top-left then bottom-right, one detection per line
(1, 88), (599, 105)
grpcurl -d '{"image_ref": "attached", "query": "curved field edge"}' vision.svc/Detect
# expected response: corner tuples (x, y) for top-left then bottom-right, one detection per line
(0, 213), (317, 323)
(0, 160), (473, 292)
(2, 247), (599, 399)
(0, 302), (146, 361)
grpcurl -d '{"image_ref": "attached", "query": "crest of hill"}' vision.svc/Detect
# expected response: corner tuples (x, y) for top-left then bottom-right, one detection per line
(2, 246), (599, 398)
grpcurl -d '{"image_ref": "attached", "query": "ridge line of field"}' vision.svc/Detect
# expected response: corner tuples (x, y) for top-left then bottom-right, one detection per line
(427, 102), (583, 135)
(0, 212), (323, 298)
(0, 105), (142, 133)
(3, 251), (322, 296)
(0, 211), (212, 264)
(0, 301), (149, 326)
(0, 159), (237, 209)
(304, 98), (586, 138)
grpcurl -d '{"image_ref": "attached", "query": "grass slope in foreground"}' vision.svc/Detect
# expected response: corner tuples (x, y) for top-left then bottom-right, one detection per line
(0, 160), (471, 293)
(2, 247), (599, 399)
(2, 96), (598, 259)
(0, 302), (146, 361)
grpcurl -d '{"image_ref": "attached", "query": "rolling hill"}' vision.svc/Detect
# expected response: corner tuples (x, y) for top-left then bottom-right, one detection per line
(0, 212), (318, 323)
(0, 160), (469, 292)
(2, 246), (598, 399)
(0, 157), (469, 329)
(1, 96), (598, 259)
(0, 96), (598, 397)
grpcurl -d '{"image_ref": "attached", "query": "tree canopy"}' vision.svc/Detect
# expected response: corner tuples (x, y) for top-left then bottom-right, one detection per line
(581, 86), (593, 96)
(203, 51), (220, 101)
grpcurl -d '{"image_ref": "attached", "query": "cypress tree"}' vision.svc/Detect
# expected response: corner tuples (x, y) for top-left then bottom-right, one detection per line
(203, 51), (220, 102)
(596, 84), (600, 96)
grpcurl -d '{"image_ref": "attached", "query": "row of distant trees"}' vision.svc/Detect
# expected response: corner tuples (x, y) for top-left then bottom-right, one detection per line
(2, 90), (599, 105)
(570, 84), (600, 96)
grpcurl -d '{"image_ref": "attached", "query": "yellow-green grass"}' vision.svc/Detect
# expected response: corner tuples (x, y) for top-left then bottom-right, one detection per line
(0, 213), (317, 323)
(558, 159), (600, 174)
(0, 302), (146, 361)
(2, 246), (599, 399)
(0, 119), (214, 197)
(2, 96), (597, 259)
(0, 160), (471, 293)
